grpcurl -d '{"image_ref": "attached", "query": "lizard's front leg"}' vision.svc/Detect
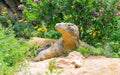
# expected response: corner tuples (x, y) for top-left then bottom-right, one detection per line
(33, 46), (62, 62)
(33, 48), (53, 61)
(36, 42), (53, 54)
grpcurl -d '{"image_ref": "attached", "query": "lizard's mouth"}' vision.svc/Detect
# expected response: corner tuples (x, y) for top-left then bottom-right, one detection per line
(56, 26), (67, 33)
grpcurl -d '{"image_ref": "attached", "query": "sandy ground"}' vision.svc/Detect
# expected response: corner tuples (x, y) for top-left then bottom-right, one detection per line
(16, 51), (120, 75)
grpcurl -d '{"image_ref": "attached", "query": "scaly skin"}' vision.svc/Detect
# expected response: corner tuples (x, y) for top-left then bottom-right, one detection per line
(29, 37), (57, 47)
(33, 23), (93, 62)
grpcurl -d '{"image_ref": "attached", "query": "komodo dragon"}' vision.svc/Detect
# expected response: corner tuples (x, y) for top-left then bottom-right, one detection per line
(33, 23), (93, 62)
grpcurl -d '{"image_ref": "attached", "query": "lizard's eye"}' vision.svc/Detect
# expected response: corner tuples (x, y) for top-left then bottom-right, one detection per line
(67, 23), (72, 26)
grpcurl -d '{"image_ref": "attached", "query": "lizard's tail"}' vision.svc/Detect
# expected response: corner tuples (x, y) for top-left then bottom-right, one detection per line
(79, 40), (94, 48)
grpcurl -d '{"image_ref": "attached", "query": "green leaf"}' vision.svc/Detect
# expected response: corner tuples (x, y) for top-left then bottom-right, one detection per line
(31, 3), (38, 7)
(87, 0), (94, 5)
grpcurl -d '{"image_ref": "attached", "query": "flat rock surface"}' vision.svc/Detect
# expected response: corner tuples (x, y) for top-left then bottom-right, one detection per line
(16, 51), (120, 75)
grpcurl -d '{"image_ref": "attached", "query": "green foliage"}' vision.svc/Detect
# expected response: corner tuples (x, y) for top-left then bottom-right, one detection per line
(103, 42), (120, 58)
(77, 41), (120, 58)
(48, 60), (56, 73)
(34, 21), (60, 39)
(21, 0), (120, 44)
(40, 29), (61, 39)
(13, 22), (34, 39)
(26, 45), (40, 60)
(77, 47), (104, 57)
(110, 19), (120, 42)
(77, 47), (90, 57)
(0, 7), (17, 27)
(0, 6), (35, 38)
(45, 60), (62, 75)
(0, 24), (29, 75)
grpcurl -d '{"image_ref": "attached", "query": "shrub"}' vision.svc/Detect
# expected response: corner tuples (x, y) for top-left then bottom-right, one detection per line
(77, 46), (104, 57)
(21, 0), (120, 44)
(77, 41), (120, 58)
(103, 42), (120, 58)
(13, 22), (34, 39)
(109, 19), (120, 42)
(0, 6), (34, 38)
(33, 21), (60, 39)
(0, 24), (30, 75)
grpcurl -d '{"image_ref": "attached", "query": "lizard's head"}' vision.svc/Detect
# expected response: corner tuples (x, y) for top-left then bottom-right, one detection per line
(55, 23), (79, 37)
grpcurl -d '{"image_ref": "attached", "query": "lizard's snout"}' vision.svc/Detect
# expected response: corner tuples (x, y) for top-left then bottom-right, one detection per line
(55, 23), (63, 27)
(55, 23), (67, 33)
(55, 23), (66, 28)
(55, 23), (60, 28)
(55, 23), (61, 29)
